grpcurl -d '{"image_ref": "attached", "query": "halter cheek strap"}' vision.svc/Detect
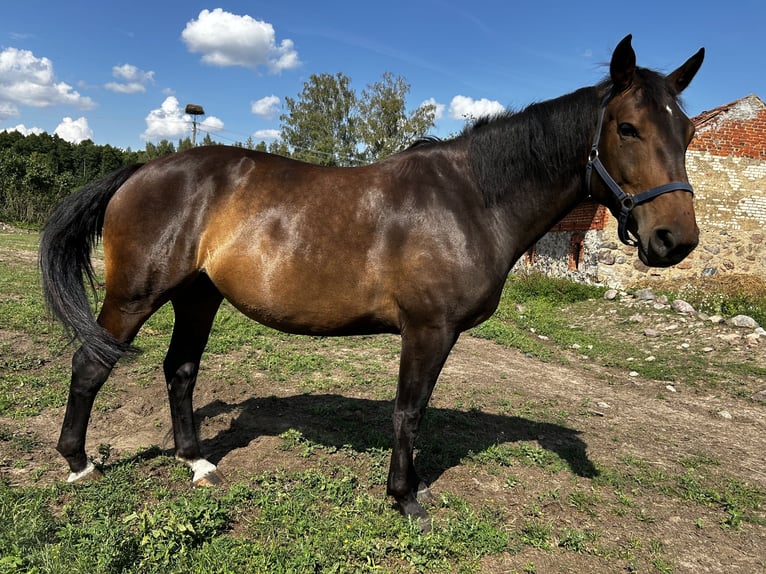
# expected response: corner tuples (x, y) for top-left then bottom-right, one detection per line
(586, 94), (694, 246)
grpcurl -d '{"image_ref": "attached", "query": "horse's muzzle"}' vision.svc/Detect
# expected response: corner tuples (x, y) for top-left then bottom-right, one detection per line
(640, 225), (699, 267)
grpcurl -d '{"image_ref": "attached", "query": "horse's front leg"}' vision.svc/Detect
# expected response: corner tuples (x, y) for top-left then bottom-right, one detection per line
(387, 325), (459, 530)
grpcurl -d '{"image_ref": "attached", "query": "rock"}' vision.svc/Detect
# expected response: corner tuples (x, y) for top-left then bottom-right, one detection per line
(752, 390), (766, 402)
(703, 245), (720, 255)
(599, 251), (616, 265)
(701, 267), (717, 277)
(702, 347), (714, 352)
(634, 288), (655, 301)
(665, 384), (677, 393)
(599, 241), (619, 249)
(717, 410), (732, 420)
(729, 314), (760, 329)
(718, 333), (741, 343)
(629, 371), (639, 377)
(671, 299), (695, 314)
(643, 329), (659, 337)
(745, 335), (760, 346)
(629, 314), (644, 323)
(604, 289), (618, 301)
(709, 315), (725, 324)
(655, 295), (669, 305)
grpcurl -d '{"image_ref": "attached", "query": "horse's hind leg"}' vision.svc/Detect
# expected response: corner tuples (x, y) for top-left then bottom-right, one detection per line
(56, 347), (114, 481)
(57, 297), (154, 482)
(162, 274), (223, 486)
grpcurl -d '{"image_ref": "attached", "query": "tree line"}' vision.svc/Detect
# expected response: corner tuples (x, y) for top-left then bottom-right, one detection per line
(0, 72), (434, 227)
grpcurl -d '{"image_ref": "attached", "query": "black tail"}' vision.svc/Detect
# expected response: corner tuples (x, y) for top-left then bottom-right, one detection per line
(39, 163), (144, 366)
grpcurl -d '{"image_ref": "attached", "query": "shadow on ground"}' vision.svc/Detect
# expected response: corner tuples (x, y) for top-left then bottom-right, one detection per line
(191, 394), (597, 483)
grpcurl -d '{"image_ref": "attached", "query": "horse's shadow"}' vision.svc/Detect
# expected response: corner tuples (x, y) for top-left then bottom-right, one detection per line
(192, 394), (598, 483)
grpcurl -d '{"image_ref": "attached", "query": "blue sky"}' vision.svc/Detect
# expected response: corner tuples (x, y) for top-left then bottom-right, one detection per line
(1, 1), (763, 151)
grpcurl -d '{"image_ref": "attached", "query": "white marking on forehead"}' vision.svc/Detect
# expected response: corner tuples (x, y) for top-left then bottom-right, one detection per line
(665, 104), (674, 117)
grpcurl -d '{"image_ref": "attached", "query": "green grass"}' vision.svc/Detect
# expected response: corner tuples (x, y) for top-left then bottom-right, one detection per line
(0, 455), (511, 574)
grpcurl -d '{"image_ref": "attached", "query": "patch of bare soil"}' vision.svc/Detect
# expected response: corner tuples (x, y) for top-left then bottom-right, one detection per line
(2, 295), (764, 573)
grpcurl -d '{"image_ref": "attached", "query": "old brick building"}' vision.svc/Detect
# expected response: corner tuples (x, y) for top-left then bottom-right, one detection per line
(517, 94), (766, 287)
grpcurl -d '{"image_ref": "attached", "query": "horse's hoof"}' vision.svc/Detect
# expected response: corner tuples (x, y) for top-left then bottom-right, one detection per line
(66, 461), (103, 483)
(416, 514), (433, 533)
(416, 481), (434, 504)
(193, 469), (224, 487)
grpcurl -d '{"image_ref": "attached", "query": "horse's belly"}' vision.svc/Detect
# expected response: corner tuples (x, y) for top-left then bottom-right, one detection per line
(204, 255), (399, 336)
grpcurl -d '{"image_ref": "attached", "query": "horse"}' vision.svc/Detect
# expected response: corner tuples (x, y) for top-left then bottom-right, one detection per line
(40, 35), (703, 526)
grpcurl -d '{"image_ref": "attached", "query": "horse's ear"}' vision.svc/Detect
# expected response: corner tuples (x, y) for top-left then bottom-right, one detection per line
(610, 34), (636, 93)
(667, 47), (705, 94)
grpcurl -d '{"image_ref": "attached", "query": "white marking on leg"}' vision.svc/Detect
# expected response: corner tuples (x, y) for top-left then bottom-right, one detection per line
(67, 460), (96, 483)
(177, 456), (218, 483)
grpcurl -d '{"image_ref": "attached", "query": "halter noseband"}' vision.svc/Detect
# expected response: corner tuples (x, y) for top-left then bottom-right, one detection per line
(586, 94), (694, 246)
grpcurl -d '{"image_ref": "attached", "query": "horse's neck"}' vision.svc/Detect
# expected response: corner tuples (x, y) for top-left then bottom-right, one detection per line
(469, 90), (598, 267)
(495, 176), (586, 267)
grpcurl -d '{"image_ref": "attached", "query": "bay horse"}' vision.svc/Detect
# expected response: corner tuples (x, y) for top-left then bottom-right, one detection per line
(40, 35), (703, 525)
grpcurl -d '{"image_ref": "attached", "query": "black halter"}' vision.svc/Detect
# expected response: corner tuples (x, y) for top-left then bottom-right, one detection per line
(586, 94), (694, 246)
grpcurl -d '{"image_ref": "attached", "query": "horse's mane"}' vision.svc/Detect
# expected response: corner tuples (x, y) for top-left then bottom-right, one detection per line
(408, 67), (677, 207)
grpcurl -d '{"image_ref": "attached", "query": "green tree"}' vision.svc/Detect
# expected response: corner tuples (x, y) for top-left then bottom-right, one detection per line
(280, 72), (359, 166)
(177, 137), (194, 152)
(357, 72), (436, 162)
(267, 140), (291, 158)
(279, 72), (434, 166)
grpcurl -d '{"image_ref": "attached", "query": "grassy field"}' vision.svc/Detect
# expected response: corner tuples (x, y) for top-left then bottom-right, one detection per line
(1, 229), (765, 573)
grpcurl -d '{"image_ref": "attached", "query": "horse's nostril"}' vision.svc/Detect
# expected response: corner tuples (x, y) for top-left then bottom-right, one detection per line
(650, 227), (697, 265)
(654, 228), (677, 254)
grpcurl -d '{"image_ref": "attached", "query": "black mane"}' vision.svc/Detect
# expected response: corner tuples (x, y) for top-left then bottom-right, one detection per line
(409, 67), (677, 208)
(465, 85), (600, 207)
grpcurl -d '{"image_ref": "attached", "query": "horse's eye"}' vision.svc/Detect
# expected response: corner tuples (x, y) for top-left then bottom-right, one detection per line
(618, 123), (639, 138)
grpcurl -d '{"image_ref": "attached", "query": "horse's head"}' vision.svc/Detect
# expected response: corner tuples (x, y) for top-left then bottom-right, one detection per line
(588, 35), (704, 267)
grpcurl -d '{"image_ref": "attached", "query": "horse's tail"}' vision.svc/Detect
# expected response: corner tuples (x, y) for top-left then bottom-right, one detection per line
(39, 163), (144, 366)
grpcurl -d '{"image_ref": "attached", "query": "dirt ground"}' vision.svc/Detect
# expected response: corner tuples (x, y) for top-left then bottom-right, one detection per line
(1, 227), (764, 572)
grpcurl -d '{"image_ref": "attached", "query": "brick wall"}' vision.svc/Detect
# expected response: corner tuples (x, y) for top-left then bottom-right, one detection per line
(519, 94), (766, 287)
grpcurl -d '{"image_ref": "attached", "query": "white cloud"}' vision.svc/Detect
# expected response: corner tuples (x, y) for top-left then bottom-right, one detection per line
(200, 115), (224, 132)
(54, 117), (93, 143)
(141, 96), (224, 142)
(105, 63), (155, 94)
(253, 129), (281, 141)
(420, 97), (445, 120)
(0, 47), (95, 118)
(0, 123), (43, 136)
(251, 95), (281, 119)
(448, 95), (504, 120)
(181, 9), (300, 73)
